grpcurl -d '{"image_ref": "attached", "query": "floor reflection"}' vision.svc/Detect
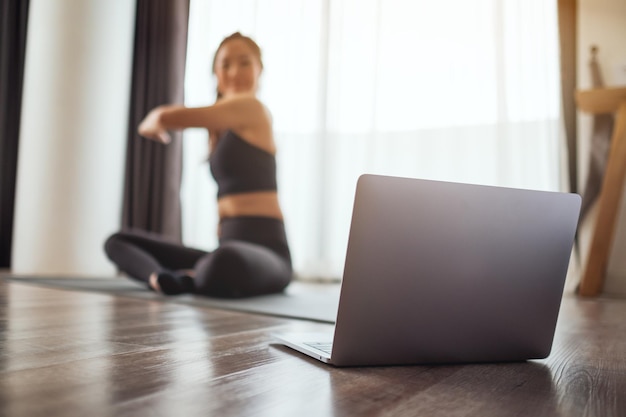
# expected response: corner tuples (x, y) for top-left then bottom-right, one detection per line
(106, 296), (215, 412)
(326, 361), (560, 417)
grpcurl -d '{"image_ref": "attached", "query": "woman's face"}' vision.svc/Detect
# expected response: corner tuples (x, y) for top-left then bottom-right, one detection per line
(214, 39), (262, 98)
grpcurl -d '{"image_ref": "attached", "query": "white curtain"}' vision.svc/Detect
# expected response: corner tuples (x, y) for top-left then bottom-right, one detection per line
(181, 0), (561, 279)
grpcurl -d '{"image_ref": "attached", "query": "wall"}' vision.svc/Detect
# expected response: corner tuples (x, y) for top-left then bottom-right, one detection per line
(577, 0), (626, 295)
(12, 0), (135, 276)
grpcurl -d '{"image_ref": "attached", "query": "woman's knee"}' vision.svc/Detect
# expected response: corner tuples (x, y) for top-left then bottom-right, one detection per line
(104, 232), (124, 259)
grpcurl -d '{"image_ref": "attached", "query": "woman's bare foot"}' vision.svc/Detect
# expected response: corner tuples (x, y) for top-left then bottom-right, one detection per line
(148, 271), (195, 295)
(149, 272), (162, 292)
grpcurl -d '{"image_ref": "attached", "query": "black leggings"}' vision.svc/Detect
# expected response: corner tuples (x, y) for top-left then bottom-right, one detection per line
(104, 217), (293, 298)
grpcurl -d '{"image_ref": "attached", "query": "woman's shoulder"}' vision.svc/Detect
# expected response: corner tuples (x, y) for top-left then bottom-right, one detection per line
(217, 95), (274, 152)
(217, 94), (271, 127)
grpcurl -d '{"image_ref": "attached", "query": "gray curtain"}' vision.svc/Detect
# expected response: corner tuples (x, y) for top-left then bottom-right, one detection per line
(122, 0), (190, 240)
(0, 0), (30, 268)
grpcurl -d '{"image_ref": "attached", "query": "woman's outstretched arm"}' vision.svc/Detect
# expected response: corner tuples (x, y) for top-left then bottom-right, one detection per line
(137, 94), (269, 144)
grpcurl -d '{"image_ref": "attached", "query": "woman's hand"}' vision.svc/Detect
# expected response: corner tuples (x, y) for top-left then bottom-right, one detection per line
(138, 106), (172, 144)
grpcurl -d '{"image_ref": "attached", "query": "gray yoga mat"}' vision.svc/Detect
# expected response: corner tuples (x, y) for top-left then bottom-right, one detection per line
(1, 275), (339, 324)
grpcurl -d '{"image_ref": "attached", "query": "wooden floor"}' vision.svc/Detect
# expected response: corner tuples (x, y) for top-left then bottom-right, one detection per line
(0, 278), (625, 417)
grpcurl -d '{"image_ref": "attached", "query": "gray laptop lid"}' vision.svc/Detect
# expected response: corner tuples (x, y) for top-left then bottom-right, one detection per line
(330, 174), (581, 366)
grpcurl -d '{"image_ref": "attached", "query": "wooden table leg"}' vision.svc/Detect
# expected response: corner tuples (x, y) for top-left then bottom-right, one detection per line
(579, 102), (626, 296)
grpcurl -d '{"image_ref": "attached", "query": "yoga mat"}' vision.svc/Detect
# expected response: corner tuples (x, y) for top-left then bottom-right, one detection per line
(0, 275), (339, 324)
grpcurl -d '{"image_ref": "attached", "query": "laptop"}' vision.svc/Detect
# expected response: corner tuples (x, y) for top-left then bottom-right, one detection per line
(274, 174), (581, 366)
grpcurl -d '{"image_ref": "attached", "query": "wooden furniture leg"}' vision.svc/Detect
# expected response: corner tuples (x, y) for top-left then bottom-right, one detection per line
(579, 102), (626, 296)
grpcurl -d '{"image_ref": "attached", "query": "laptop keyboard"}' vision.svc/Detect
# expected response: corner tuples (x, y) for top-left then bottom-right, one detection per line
(304, 342), (333, 355)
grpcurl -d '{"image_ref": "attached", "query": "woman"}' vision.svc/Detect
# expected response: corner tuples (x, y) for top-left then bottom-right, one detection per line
(105, 32), (292, 298)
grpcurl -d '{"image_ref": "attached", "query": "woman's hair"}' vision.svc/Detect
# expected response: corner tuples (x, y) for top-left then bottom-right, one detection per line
(212, 32), (263, 100)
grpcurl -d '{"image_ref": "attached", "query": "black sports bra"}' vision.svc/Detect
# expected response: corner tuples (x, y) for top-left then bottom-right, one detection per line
(209, 130), (278, 198)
